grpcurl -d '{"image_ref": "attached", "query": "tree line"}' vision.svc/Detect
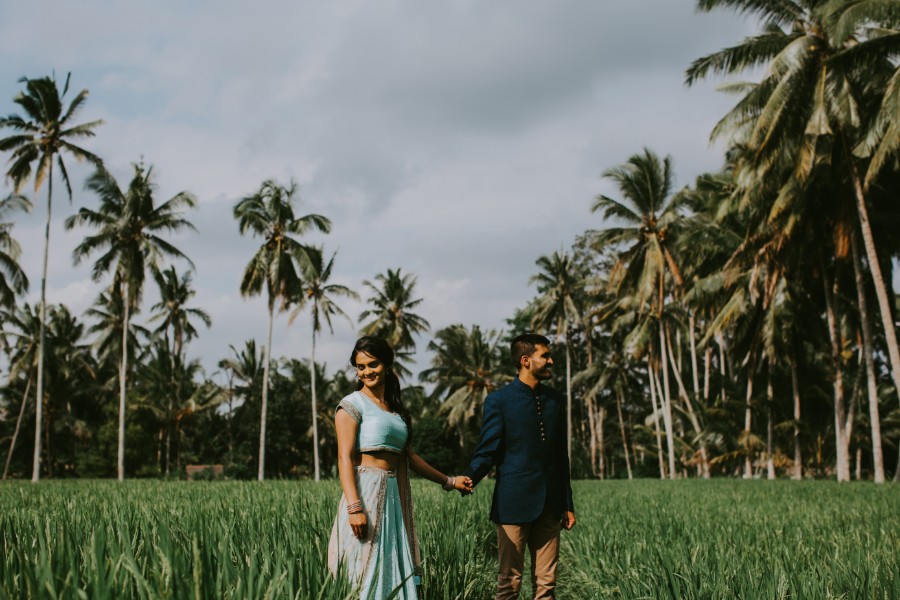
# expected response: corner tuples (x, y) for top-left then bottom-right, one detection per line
(1, 0), (899, 482)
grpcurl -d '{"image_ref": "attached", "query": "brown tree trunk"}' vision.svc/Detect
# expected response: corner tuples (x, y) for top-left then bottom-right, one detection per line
(743, 350), (755, 479)
(717, 334), (728, 405)
(766, 364), (775, 480)
(3, 371), (32, 480)
(850, 229), (886, 483)
(33, 168), (53, 483)
(165, 425), (172, 477)
(117, 284), (131, 482)
(847, 150), (900, 417)
(587, 394), (598, 477)
(597, 405), (606, 480)
(156, 427), (163, 475)
(647, 356), (666, 479)
(658, 323), (677, 479)
(615, 386), (633, 480)
(791, 363), (802, 480)
(703, 341), (712, 403)
(311, 326), (321, 481)
(258, 302), (274, 481)
(822, 262), (851, 482)
(565, 335), (573, 468)
(665, 324), (710, 478)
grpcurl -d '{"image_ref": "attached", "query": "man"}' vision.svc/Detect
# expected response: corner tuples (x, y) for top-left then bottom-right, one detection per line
(465, 333), (576, 599)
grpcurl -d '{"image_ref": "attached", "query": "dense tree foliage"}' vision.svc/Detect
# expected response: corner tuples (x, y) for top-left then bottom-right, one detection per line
(2, 2), (900, 481)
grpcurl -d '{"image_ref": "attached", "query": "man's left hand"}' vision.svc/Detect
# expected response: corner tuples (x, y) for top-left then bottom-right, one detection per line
(562, 511), (576, 530)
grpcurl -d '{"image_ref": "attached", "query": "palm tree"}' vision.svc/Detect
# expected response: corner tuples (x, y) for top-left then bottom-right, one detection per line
(289, 250), (357, 481)
(0, 194), (30, 309)
(65, 162), (196, 481)
(831, 1), (900, 187)
(2, 303), (40, 479)
(37, 304), (96, 477)
(134, 341), (225, 476)
(218, 340), (264, 467)
(574, 349), (642, 479)
(529, 250), (584, 464)
(85, 289), (150, 368)
(419, 324), (506, 451)
(219, 340), (263, 398)
(234, 179), (330, 481)
(686, 0), (900, 462)
(359, 268), (431, 374)
(148, 266), (211, 359)
(592, 148), (686, 478)
(0, 73), (103, 482)
(3, 303), (95, 478)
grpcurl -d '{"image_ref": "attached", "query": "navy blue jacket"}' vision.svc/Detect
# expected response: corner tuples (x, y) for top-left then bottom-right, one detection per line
(466, 377), (574, 524)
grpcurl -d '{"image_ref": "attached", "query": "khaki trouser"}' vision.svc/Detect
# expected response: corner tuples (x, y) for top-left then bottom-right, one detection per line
(496, 507), (561, 600)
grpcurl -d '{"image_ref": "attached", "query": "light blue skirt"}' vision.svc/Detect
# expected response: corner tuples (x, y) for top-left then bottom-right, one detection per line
(328, 466), (420, 599)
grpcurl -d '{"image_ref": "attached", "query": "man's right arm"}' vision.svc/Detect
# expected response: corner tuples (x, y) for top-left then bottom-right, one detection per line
(465, 394), (503, 485)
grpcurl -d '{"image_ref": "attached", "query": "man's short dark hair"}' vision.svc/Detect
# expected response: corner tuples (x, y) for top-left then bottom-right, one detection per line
(511, 333), (551, 369)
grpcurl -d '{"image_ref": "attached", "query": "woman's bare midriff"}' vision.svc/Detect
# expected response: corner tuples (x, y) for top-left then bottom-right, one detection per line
(359, 450), (402, 472)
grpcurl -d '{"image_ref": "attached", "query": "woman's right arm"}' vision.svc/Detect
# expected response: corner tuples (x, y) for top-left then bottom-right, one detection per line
(335, 408), (367, 540)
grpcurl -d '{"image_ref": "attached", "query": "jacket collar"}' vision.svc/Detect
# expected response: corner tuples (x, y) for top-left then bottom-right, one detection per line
(513, 375), (541, 395)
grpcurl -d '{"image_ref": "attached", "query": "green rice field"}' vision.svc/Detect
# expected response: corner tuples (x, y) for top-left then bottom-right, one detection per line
(0, 479), (898, 599)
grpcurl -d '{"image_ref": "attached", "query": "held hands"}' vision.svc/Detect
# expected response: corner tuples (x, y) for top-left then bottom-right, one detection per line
(443, 474), (474, 495)
(454, 475), (474, 495)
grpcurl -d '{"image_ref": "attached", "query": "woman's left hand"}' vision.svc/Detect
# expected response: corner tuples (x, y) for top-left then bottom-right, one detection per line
(453, 475), (474, 494)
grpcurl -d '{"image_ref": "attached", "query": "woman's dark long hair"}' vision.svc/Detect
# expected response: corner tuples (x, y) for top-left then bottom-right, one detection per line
(350, 335), (412, 445)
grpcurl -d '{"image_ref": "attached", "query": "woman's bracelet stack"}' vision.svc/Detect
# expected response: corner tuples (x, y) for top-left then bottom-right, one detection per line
(347, 500), (363, 514)
(442, 476), (456, 491)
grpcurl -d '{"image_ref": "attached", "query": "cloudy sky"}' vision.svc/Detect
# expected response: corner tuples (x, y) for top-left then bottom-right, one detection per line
(0, 1), (758, 380)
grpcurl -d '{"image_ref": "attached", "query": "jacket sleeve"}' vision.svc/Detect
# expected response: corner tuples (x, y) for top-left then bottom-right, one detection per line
(465, 393), (503, 484)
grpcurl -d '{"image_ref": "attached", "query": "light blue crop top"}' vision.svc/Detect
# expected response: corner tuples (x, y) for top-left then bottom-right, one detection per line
(336, 391), (408, 454)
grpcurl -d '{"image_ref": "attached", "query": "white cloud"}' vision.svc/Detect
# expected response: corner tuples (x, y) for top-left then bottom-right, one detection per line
(1, 0), (760, 375)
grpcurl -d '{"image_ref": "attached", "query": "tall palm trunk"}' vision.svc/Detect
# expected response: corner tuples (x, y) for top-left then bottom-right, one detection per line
(791, 363), (802, 480)
(156, 427), (163, 474)
(647, 356), (666, 479)
(665, 324), (710, 478)
(846, 146), (900, 408)
(822, 263), (851, 482)
(587, 395), (598, 477)
(165, 423), (172, 476)
(32, 170), (53, 483)
(118, 284), (131, 481)
(717, 334), (728, 405)
(766, 364), (775, 480)
(615, 386), (632, 480)
(311, 327), (320, 481)
(703, 344), (712, 402)
(565, 333), (572, 466)
(4, 371), (33, 480)
(689, 312), (701, 402)
(597, 405), (606, 480)
(851, 229), (886, 483)
(743, 351), (755, 479)
(657, 324), (677, 479)
(258, 302), (274, 481)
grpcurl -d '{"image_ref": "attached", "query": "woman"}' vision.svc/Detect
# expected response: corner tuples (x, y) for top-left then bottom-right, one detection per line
(328, 336), (473, 599)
